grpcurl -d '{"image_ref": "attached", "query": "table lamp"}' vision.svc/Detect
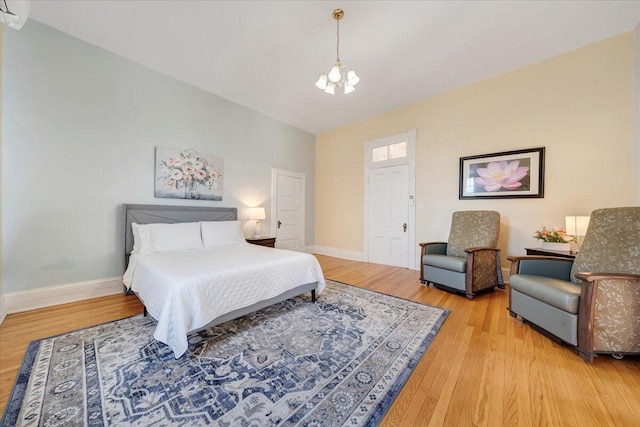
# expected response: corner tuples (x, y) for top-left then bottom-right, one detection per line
(248, 207), (266, 238)
(565, 215), (590, 252)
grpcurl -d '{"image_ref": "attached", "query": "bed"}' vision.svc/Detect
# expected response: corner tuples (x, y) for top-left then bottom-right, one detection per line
(122, 204), (325, 358)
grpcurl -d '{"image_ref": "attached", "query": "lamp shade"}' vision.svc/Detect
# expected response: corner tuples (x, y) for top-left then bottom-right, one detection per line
(248, 207), (266, 221)
(347, 70), (360, 86)
(565, 216), (590, 236)
(328, 65), (341, 83)
(315, 74), (328, 90)
(324, 83), (335, 95)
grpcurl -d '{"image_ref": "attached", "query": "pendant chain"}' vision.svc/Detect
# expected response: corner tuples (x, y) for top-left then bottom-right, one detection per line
(336, 19), (340, 63)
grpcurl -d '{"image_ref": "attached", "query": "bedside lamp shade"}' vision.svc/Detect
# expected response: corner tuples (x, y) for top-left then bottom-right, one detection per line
(248, 207), (266, 221)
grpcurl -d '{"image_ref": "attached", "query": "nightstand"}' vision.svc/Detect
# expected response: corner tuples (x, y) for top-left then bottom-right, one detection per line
(246, 237), (276, 248)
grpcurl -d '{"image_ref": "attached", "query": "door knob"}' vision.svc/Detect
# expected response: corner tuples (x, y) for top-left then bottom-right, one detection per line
(277, 220), (282, 229)
(403, 223), (407, 232)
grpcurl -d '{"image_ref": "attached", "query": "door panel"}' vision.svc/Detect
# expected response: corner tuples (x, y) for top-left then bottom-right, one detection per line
(276, 174), (302, 250)
(368, 165), (409, 267)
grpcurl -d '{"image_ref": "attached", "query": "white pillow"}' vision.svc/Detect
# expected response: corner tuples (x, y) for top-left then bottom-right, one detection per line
(201, 221), (245, 248)
(131, 223), (143, 253)
(134, 222), (204, 253)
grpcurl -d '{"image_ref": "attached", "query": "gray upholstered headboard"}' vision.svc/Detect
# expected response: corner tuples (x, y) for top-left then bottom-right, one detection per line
(123, 204), (238, 257)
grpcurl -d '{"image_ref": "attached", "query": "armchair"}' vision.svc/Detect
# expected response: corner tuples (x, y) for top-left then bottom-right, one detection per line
(420, 210), (503, 299)
(508, 207), (640, 363)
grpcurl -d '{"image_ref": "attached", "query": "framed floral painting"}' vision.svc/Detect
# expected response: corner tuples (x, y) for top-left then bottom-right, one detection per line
(155, 147), (224, 201)
(459, 147), (544, 199)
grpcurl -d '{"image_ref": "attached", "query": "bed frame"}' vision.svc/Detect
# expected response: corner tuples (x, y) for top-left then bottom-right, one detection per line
(122, 203), (318, 328)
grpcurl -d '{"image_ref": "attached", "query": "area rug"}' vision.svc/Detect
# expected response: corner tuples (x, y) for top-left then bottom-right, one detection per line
(2, 280), (449, 426)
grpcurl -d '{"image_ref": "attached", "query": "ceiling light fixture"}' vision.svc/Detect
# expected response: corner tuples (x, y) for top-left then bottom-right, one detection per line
(315, 8), (360, 95)
(0, 0), (30, 30)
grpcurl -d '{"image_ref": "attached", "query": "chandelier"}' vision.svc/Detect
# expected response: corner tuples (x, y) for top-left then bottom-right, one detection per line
(315, 8), (360, 95)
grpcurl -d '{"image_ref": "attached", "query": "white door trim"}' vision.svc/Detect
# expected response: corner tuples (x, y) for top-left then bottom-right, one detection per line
(270, 168), (306, 251)
(363, 129), (417, 269)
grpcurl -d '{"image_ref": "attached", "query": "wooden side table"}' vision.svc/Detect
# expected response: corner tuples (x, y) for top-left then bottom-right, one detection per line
(246, 237), (276, 248)
(525, 247), (576, 260)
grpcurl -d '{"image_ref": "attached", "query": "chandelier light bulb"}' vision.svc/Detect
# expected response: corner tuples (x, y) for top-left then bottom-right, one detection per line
(316, 8), (359, 95)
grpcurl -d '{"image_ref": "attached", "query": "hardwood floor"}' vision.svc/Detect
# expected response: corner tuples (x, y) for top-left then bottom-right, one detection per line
(1, 254), (639, 425)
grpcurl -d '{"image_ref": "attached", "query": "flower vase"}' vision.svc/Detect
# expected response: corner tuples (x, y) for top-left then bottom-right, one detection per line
(541, 241), (570, 251)
(186, 181), (200, 199)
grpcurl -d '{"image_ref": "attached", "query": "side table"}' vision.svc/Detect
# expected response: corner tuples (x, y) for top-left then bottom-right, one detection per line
(524, 247), (576, 260)
(246, 237), (276, 248)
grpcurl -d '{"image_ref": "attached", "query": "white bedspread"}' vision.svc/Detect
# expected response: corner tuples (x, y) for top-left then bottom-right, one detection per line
(123, 243), (325, 358)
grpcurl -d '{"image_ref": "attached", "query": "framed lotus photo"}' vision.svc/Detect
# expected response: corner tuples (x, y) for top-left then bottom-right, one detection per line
(459, 147), (545, 199)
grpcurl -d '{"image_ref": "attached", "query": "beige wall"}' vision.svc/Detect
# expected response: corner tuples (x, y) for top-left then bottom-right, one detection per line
(635, 24), (640, 205)
(0, 25), (4, 319)
(316, 32), (634, 265)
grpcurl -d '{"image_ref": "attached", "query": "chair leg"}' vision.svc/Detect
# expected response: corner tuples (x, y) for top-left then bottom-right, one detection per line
(578, 351), (595, 364)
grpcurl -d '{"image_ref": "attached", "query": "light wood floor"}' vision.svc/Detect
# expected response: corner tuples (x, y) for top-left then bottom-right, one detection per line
(1, 255), (639, 426)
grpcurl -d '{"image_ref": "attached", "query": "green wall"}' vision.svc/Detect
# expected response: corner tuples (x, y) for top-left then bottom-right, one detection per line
(2, 21), (315, 292)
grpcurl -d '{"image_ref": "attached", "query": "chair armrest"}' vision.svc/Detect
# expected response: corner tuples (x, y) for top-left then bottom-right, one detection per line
(577, 271), (640, 360)
(466, 247), (504, 289)
(465, 247), (500, 254)
(419, 242), (447, 256)
(507, 255), (573, 281)
(419, 242), (448, 282)
(575, 272), (640, 282)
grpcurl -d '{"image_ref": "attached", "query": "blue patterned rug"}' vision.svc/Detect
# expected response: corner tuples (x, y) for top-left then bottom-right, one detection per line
(2, 280), (449, 426)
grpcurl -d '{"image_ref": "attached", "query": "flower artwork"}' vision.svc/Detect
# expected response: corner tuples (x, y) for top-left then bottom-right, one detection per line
(473, 160), (530, 192)
(459, 147), (544, 199)
(533, 226), (577, 243)
(155, 147), (223, 200)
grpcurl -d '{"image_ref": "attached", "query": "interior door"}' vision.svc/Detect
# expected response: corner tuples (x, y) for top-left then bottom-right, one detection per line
(275, 174), (303, 250)
(368, 164), (409, 267)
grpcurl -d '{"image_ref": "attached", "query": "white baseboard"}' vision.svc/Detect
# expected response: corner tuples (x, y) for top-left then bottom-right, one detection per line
(3, 277), (124, 315)
(502, 267), (511, 284)
(310, 245), (366, 262)
(311, 248), (511, 280)
(312, 246), (422, 270)
(0, 295), (6, 325)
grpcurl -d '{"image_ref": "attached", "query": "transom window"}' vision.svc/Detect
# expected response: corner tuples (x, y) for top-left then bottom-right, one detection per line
(371, 141), (407, 163)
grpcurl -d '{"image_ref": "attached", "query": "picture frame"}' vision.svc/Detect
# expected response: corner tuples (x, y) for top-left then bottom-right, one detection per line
(459, 147), (545, 199)
(155, 147), (224, 201)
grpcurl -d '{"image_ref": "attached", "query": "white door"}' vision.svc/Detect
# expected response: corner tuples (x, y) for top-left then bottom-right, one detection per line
(273, 170), (305, 250)
(368, 164), (409, 267)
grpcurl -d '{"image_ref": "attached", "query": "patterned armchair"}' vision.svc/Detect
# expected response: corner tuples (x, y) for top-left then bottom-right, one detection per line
(508, 207), (640, 363)
(420, 211), (503, 299)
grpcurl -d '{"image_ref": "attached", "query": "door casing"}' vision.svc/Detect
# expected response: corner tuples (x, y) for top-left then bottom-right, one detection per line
(363, 130), (417, 269)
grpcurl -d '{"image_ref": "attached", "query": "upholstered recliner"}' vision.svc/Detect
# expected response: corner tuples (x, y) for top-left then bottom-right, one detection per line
(420, 210), (503, 299)
(508, 207), (640, 363)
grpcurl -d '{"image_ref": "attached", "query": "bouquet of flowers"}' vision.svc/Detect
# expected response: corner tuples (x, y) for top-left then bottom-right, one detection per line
(533, 226), (576, 243)
(158, 151), (221, 192)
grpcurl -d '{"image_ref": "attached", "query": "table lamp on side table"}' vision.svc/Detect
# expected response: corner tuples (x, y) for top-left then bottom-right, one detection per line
(248, 207), (266, 238)
(565, 215), (590, 253)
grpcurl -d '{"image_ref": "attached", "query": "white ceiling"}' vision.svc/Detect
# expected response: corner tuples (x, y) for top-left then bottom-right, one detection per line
(28, 1), (640, 135)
